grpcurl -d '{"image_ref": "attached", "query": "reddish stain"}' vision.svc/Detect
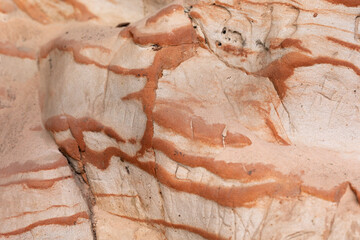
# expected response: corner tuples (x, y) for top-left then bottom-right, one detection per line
(0, 41), (36, 59)
(265, 118), (290, 145)
(0, 211), (89, 237)
(224, 131), (252, 148)
(0, 176), (72, 189)
(0, 157), (67, 177)
(152, 138), (280, 183)
(153, 104), (252, 148)
(301, 182), (349, 202)
(63, 0), (97, 21)
(107, 211), (228, 240)
(258, 52), (360, 99)
(221, 44), (253, 57)
(146, 4), (184, 25)
(271, 38), (312, 54)
(324, 0), (360, 7)
(12, 0), (96, 24)
(130, 24), (198, 46)
(327, 36), (360, 52)
(42, 12), (360, 208)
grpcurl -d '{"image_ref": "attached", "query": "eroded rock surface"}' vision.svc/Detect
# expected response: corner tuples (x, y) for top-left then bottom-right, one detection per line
(0, 0), (170, 239)
(1, 0), (360, 239)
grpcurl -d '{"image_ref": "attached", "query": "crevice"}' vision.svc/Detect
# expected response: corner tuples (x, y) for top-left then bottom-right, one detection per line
(59, 149), (97, 240)
(325, 210), (336, 240)
(278, 97), (296, 134)
(152, 143), (167, 227)
(116, 22), (130, 28)
(348, 182), (360, 204)
(185, 7), (250, 75)
(355, 15), (359, 42)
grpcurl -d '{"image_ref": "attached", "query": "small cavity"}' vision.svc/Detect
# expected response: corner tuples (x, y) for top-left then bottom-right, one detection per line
(116, 22), (130, 28)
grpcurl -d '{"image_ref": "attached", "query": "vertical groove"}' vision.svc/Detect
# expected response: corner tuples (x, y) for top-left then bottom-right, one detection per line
(61, 150), (97, 240)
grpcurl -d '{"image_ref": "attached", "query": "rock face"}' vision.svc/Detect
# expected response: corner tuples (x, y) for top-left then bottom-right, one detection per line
(0, 0), (169, 239)
(1, 0), (360, 239)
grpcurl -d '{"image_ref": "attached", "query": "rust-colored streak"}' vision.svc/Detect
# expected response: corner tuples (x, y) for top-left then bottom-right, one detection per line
(40, 39), (110, 68)
(107, 211), (227, 240)
(26, 177), (72, 189)
(57, 138), (81, 160)
(130, 25), (198, 46)
(271, 38), (312, 54)
(42, 6), (360, 208)
(153, 105), (193, 141)
(44, 29), (198, 174)
(78, 138), (358, 205)
(46, 43), (197, 172)
(46, 115), (126, 152)
(121, 90), (144, 101)
(327, 36), (360, 51)
(43, 13), (198, 174)
(0, 176), (72, 189)
(146, 4), (184, 25)
(154, 105), (251, 148)
(156, 164), (301, 208)
(12, 0), (50, 24)
(46, 113), (357, 206)
(83, 147), (156, 174)
(299, 23), (354, 34)
(108, 64), (147, 76)
(0, 211), (89, 237)
(13, 0), (96, 24)
(84, 145), (301, 208)
(225, 132), (252, 148)
(67, 117), (90, 151)
(155, 99), (197, 113)
(104, 127), (125, 143)
(324, 0), (360, 7)
(153, 106), (227, 146)
(265, 118), (290, 145)
(153, 104), (252, 148)
(221, 44), (253, 57)
(189, 11), (202, 20)
(121, 44), (196, 153)
(192, 116), (226, 146)
(258, 52), (360, 99)
(301, 182), (349, 202)
(45, 115), (69, 132)
(0, 42), (36, 59)
(63, 0), (97, 21)
(0, 157), (67, 177)
(153, 138), (282, 182)
(4, 204), (80, 220)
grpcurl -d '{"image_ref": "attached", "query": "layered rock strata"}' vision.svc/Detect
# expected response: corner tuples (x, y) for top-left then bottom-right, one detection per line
(1, 0), (360, 239)
(40, 1), (360, 239)
(0, 0), (170, 239)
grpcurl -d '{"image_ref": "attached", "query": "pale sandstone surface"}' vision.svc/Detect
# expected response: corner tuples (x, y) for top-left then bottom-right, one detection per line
(1, 0), (360, 239)
(39, 0), (360, 239)
(0, 0), (171, 239)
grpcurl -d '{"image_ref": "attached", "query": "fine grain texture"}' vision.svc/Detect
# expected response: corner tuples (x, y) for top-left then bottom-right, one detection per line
(0, 0), (172, 239)
(1, 0), (360, 239)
